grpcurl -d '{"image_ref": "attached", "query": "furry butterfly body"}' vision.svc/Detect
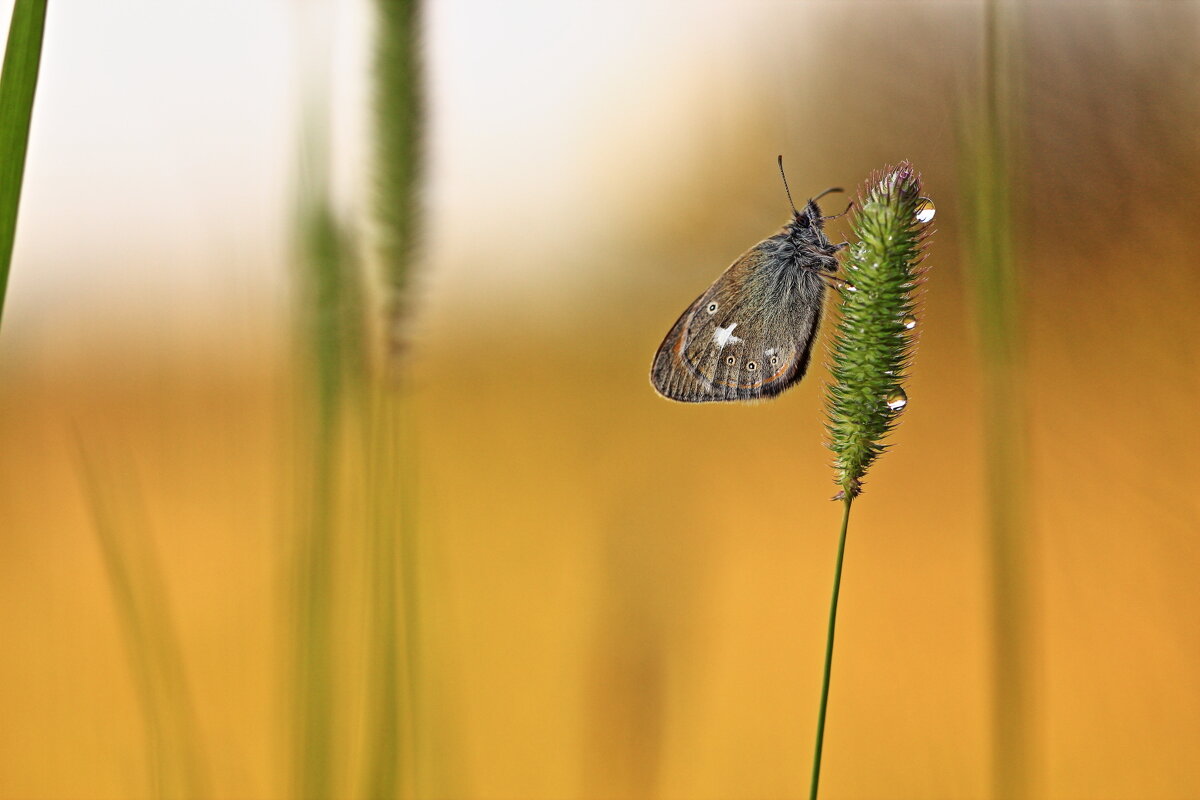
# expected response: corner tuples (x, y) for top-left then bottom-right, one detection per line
(650, 183), (843, 403)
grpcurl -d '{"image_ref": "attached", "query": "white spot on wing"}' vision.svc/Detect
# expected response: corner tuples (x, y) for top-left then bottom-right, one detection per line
(765, 347), (777, 356)
(713, 323), (743, 348)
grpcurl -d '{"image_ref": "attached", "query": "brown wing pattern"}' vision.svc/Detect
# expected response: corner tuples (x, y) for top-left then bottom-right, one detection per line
(650, 248), (825, 403)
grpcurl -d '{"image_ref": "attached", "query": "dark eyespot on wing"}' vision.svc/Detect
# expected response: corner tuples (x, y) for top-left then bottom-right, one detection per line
(704, 343), (794, 390)
(697, 317), (821, 400)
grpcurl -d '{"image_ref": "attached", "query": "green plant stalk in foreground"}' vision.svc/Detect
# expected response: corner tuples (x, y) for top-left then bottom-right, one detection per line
(373, 0), (423, 364)
(0, 0), (48, 325)
(363, 1), (425, 797)
(291, 102), (363, 800)
(810, 165), (931, 800)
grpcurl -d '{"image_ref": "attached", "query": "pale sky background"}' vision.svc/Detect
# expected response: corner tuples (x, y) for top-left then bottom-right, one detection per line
(0, 0), (781, 358)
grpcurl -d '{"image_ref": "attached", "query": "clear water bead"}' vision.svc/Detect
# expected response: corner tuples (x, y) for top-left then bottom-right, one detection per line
(886, 389), (908, 411)
(914, 197), (936, 223)
(902, 314), (917, 330)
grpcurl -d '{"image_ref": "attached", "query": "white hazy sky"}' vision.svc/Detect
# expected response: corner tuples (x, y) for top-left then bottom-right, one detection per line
(0, 0), (777, 354)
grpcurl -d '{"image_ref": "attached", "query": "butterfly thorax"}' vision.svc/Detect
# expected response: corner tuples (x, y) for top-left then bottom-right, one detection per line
(750, 207), (838, 289)
(783, 202), (836, 258)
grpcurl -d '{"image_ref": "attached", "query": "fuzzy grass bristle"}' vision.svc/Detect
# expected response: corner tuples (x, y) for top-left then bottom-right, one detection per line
(824, 162), (932, 499)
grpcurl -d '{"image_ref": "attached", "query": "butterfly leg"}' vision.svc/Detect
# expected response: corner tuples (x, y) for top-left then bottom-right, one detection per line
(819, 272), (857, 292)
(821, 242), (857, 289)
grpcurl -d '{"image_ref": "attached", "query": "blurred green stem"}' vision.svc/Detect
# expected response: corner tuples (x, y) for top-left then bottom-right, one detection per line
(362, 1), (425, 797)
(373, 0), (423, 363)
(77, 447), (209, 800)
(292, 178), (345, 800)
(966, 1), (1038, 797)
(292, 93), (361, 800)
(0, 0), (48, 326)
(809, 497), (852, 800)
(362, 387), (422, 800)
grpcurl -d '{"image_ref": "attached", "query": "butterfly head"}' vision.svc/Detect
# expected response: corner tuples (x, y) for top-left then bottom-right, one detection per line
(781, 186), (846, 272)
(777, 157), (842, 240)
(790, 198), (825, 228)
(784, 193), (838, 243)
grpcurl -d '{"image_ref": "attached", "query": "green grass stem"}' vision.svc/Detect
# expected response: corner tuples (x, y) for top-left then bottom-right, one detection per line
(361, 2), (425, 797)
(960, 2), (1038, 796)
(372, 0), (423, 364)
(0, 0), (48, 326)
(808, 496), (853, 800)
(291, 98), (363, 800)
(76, 445), (209, 800)
(361, 387), (422, 800)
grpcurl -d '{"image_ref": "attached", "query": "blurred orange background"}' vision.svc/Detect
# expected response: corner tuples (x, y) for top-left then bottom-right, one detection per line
(0, 2), (1197, 799)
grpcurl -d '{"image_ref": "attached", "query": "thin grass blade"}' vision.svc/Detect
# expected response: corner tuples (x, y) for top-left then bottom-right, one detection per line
(76, 444), (210, 800)
(0, 0), (48, 324)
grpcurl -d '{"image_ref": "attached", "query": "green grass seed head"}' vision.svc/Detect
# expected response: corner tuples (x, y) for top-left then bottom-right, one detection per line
(824, 163), (932, 499)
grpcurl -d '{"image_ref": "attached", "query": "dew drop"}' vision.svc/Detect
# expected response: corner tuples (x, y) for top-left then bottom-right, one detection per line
(914, 197), (936, 223)
(886, 389), (908, 411)
(902, 314), (917, 330)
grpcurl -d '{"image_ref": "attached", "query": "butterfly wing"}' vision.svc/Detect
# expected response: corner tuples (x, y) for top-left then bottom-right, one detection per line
(650, 246), (827, 403)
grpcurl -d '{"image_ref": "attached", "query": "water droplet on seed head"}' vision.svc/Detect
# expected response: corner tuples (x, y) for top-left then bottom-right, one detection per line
(914, 197), (936, 223)
(886, 389), (908, 411)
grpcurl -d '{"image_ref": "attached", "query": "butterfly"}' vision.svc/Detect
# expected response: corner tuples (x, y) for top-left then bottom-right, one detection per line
(650, 157), (848, 403)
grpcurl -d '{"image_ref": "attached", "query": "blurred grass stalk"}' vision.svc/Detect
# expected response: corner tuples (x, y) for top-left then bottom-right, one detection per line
(0, 0), (48, 327)
(361, 389), (420, 800)
(362, 1), (425, 797)
(960, 1), (1040, 797)
(291, 1), (425, 797)
(291, 60), (365, 800)
(77, 447), (209, 800)
(373, 0), (423, 364)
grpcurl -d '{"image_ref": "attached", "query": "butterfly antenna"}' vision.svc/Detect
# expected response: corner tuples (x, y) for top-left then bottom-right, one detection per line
(777, 155), (798, 216)
(811, 186), (845, 203)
